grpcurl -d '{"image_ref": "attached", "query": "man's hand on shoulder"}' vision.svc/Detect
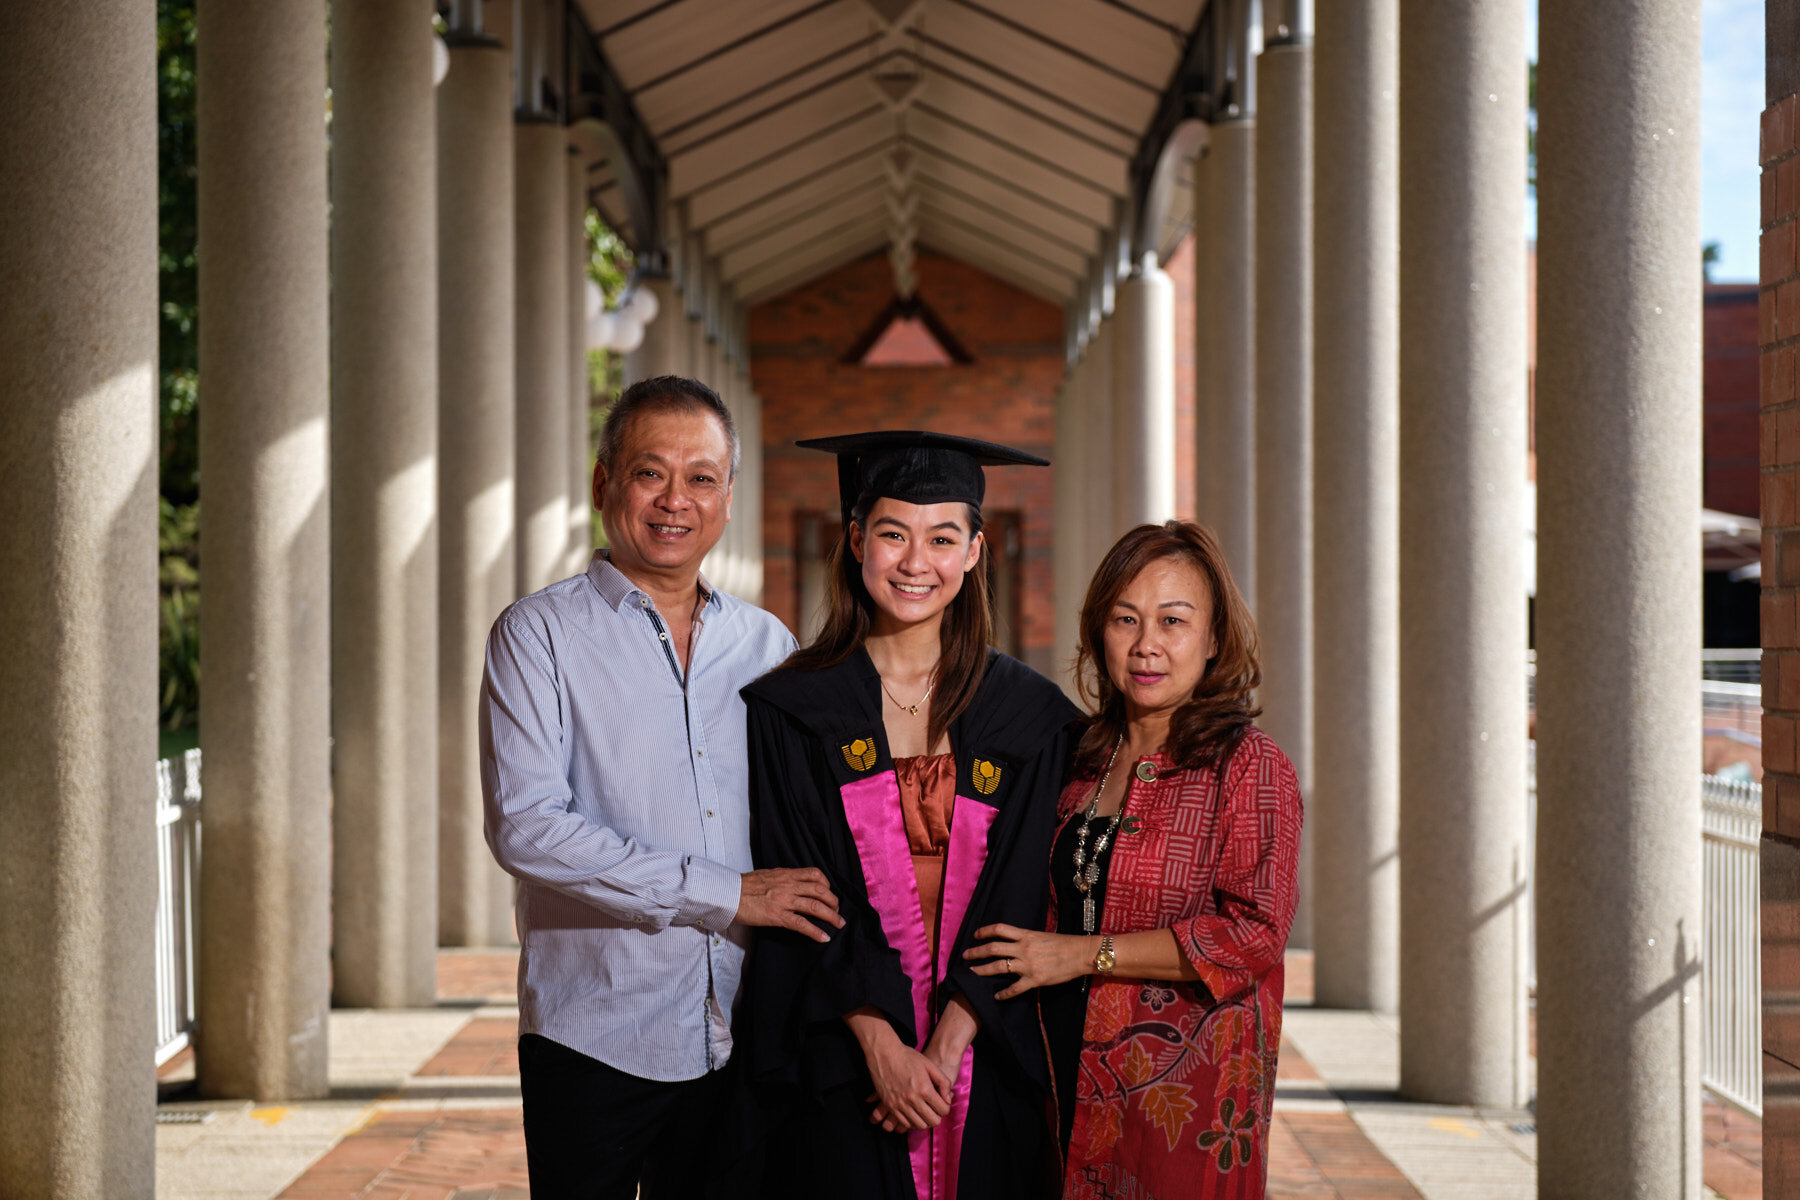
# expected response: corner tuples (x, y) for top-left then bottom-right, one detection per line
(736, 868), (844, 944)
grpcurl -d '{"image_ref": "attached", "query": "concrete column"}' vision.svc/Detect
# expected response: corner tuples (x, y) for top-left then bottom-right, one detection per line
(1310, 0), (1399, 1013)
(702, 333), (741, 594)
(1255, 36), (1315, 951)
(190, 0), (332, 1103)
(1535, 4), (1703, 1193)
(741, 377), (767, 606)
(330, 0), (440, 1009)
(689, 315), (708, 380)
(437, 30), (517, 948)
(1205, 119), (1256, 605)
(1053, 373), (1086, 695)
(625, 277), (688, 383)
(1083, 320), (1117, 567)
(1397, 0), (1529, 1108)
(0, 5), (158, 1190)
(1190, 151), (1217, 530)
(516, 121), (571, 594)
(684, 236), (709, 380)
(567, 147), (592, 576)
(1112, 257), (1178, 529)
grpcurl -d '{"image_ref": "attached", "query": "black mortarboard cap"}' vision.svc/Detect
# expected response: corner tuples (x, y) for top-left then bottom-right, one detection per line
(796, 430), (1049, 525)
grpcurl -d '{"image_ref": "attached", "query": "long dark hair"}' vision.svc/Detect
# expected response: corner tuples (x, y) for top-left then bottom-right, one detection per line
(1072, 521), (1261, 778)
(783, 499), (993, 750)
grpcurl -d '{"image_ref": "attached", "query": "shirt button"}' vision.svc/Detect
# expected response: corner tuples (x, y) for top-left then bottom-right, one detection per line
(706, 809), (715, 818)
(697, 749), (704, 757)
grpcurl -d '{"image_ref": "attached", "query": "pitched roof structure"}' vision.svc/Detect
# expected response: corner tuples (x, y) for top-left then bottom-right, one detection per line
(575, 0), (1207, 307)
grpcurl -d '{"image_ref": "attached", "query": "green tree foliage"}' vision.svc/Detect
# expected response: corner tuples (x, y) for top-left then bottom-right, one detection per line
(159, 0), (201, 733)
(587, 209), (633, 547)
(155, 3), (652, 716)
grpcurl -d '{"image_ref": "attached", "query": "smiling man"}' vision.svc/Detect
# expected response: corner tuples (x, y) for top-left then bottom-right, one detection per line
(480, 375), (842, 1199)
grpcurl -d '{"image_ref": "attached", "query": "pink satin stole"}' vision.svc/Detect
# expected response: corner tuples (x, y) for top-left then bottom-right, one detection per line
(840, 762), (998, 1200)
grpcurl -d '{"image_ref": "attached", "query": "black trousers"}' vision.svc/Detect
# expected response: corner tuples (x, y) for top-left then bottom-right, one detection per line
(519, 1034), (739, 1200)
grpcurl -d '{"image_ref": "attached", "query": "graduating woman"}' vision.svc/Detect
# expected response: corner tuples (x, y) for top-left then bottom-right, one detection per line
(965, 521), (1302, 1199)
(739, 432), (1082, 1200)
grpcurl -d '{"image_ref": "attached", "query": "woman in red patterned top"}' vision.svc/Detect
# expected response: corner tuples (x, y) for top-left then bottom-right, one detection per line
(965, 521), (1302, 1199)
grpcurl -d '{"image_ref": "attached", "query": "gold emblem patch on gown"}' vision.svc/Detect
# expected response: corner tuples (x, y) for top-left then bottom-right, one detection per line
(972, 758), (1001, 795)
(841, 737), (879, 771)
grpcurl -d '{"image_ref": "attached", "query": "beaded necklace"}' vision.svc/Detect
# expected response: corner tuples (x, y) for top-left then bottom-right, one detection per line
(1071, 735), (1126, 934)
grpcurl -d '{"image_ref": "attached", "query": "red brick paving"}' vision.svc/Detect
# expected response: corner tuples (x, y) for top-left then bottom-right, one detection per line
(416, 1019), (518, 1078)
(276, 1110), (528, 1200)
(1274, 1112), (1426, 1200)
(272, 948), (1768, 1197)
(435, 951), (517, 1003)
(1705, 1101), (1764, 1200)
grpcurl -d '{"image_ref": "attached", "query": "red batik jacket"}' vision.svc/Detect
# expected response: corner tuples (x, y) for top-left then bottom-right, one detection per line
(1051, 728), (1302, 1200)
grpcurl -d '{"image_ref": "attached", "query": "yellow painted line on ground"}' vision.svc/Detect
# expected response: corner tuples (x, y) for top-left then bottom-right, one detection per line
(339, 1105), (382, 1138)
(1425, 1116), (1482, 1140)
(249, 1106), (289, 1127)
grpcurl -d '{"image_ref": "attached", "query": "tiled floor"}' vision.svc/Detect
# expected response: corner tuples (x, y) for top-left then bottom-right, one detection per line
(157, 948), (1762, 1200)
(276, 1110), (528, 1200)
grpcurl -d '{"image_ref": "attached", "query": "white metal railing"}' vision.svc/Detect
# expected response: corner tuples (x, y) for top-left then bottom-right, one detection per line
(1703, 679), (1763, 746)
(1702, 773), (1762, 1118)
(155, 749), (201, 1065)
(1524, 750), (1763, 1118)
(1702, 648), (1762, 685)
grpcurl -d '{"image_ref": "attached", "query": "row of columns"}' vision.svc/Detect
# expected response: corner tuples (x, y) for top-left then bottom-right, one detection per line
(623, 247), (768, 606)
(1051, 0), (1703, 1190)
(4, 7), (667, 1178)
(1052, 229), (1175, 694)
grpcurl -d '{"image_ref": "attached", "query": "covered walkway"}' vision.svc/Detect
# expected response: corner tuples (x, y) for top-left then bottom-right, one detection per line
(148, 950), (1764, 1199)
(0, 1), (1737, 1197)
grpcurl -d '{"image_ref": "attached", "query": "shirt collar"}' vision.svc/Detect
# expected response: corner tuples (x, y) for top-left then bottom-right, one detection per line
(586, 550), (718, 615)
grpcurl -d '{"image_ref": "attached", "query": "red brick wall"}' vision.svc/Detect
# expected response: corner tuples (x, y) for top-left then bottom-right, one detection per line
(1708, 284), (1761, 518)
(1765, 84), (1800, 1195)
(748, 249), (1065, 673)
(1764, 95), (1800, 823)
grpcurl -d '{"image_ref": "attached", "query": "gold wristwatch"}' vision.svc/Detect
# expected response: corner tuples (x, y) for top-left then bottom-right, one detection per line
(1093, 934), (1116, 975)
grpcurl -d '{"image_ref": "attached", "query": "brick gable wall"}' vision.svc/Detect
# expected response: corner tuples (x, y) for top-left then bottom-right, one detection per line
(748, 249), (1067, 674)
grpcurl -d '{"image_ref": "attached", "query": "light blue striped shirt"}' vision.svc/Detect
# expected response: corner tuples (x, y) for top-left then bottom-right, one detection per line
(480, 551), (795, 1081)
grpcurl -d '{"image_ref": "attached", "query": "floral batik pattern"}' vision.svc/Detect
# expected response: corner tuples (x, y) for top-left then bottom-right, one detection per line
(1054, 729), (1302, 1200)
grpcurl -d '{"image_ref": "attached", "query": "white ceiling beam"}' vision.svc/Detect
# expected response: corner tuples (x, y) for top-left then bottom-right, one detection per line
(737, 231), (891, 304)
(910, 154), (1104, 253)
(669, 76), (882, 197)
(701, 155), (890, 252)
(635, 5), (871, 135)
(918, 2), (1159, 129)
(719, 193), (888, 279)
(916, 74), (1132, 191)
(679, 108), (891, 212)
(599, 0), (823, 90)
(914, 193), (1089, 278)
(968, 0), (1179, 82)
(906, 107), (1120, 220)
(915, 228), (1075, 305)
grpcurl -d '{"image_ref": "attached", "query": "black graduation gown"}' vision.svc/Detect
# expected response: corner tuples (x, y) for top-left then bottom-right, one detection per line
(736, 647), (1081, 1200)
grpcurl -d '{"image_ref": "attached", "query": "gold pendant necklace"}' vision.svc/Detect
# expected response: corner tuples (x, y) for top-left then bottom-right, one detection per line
(879, 675), (933, 716)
